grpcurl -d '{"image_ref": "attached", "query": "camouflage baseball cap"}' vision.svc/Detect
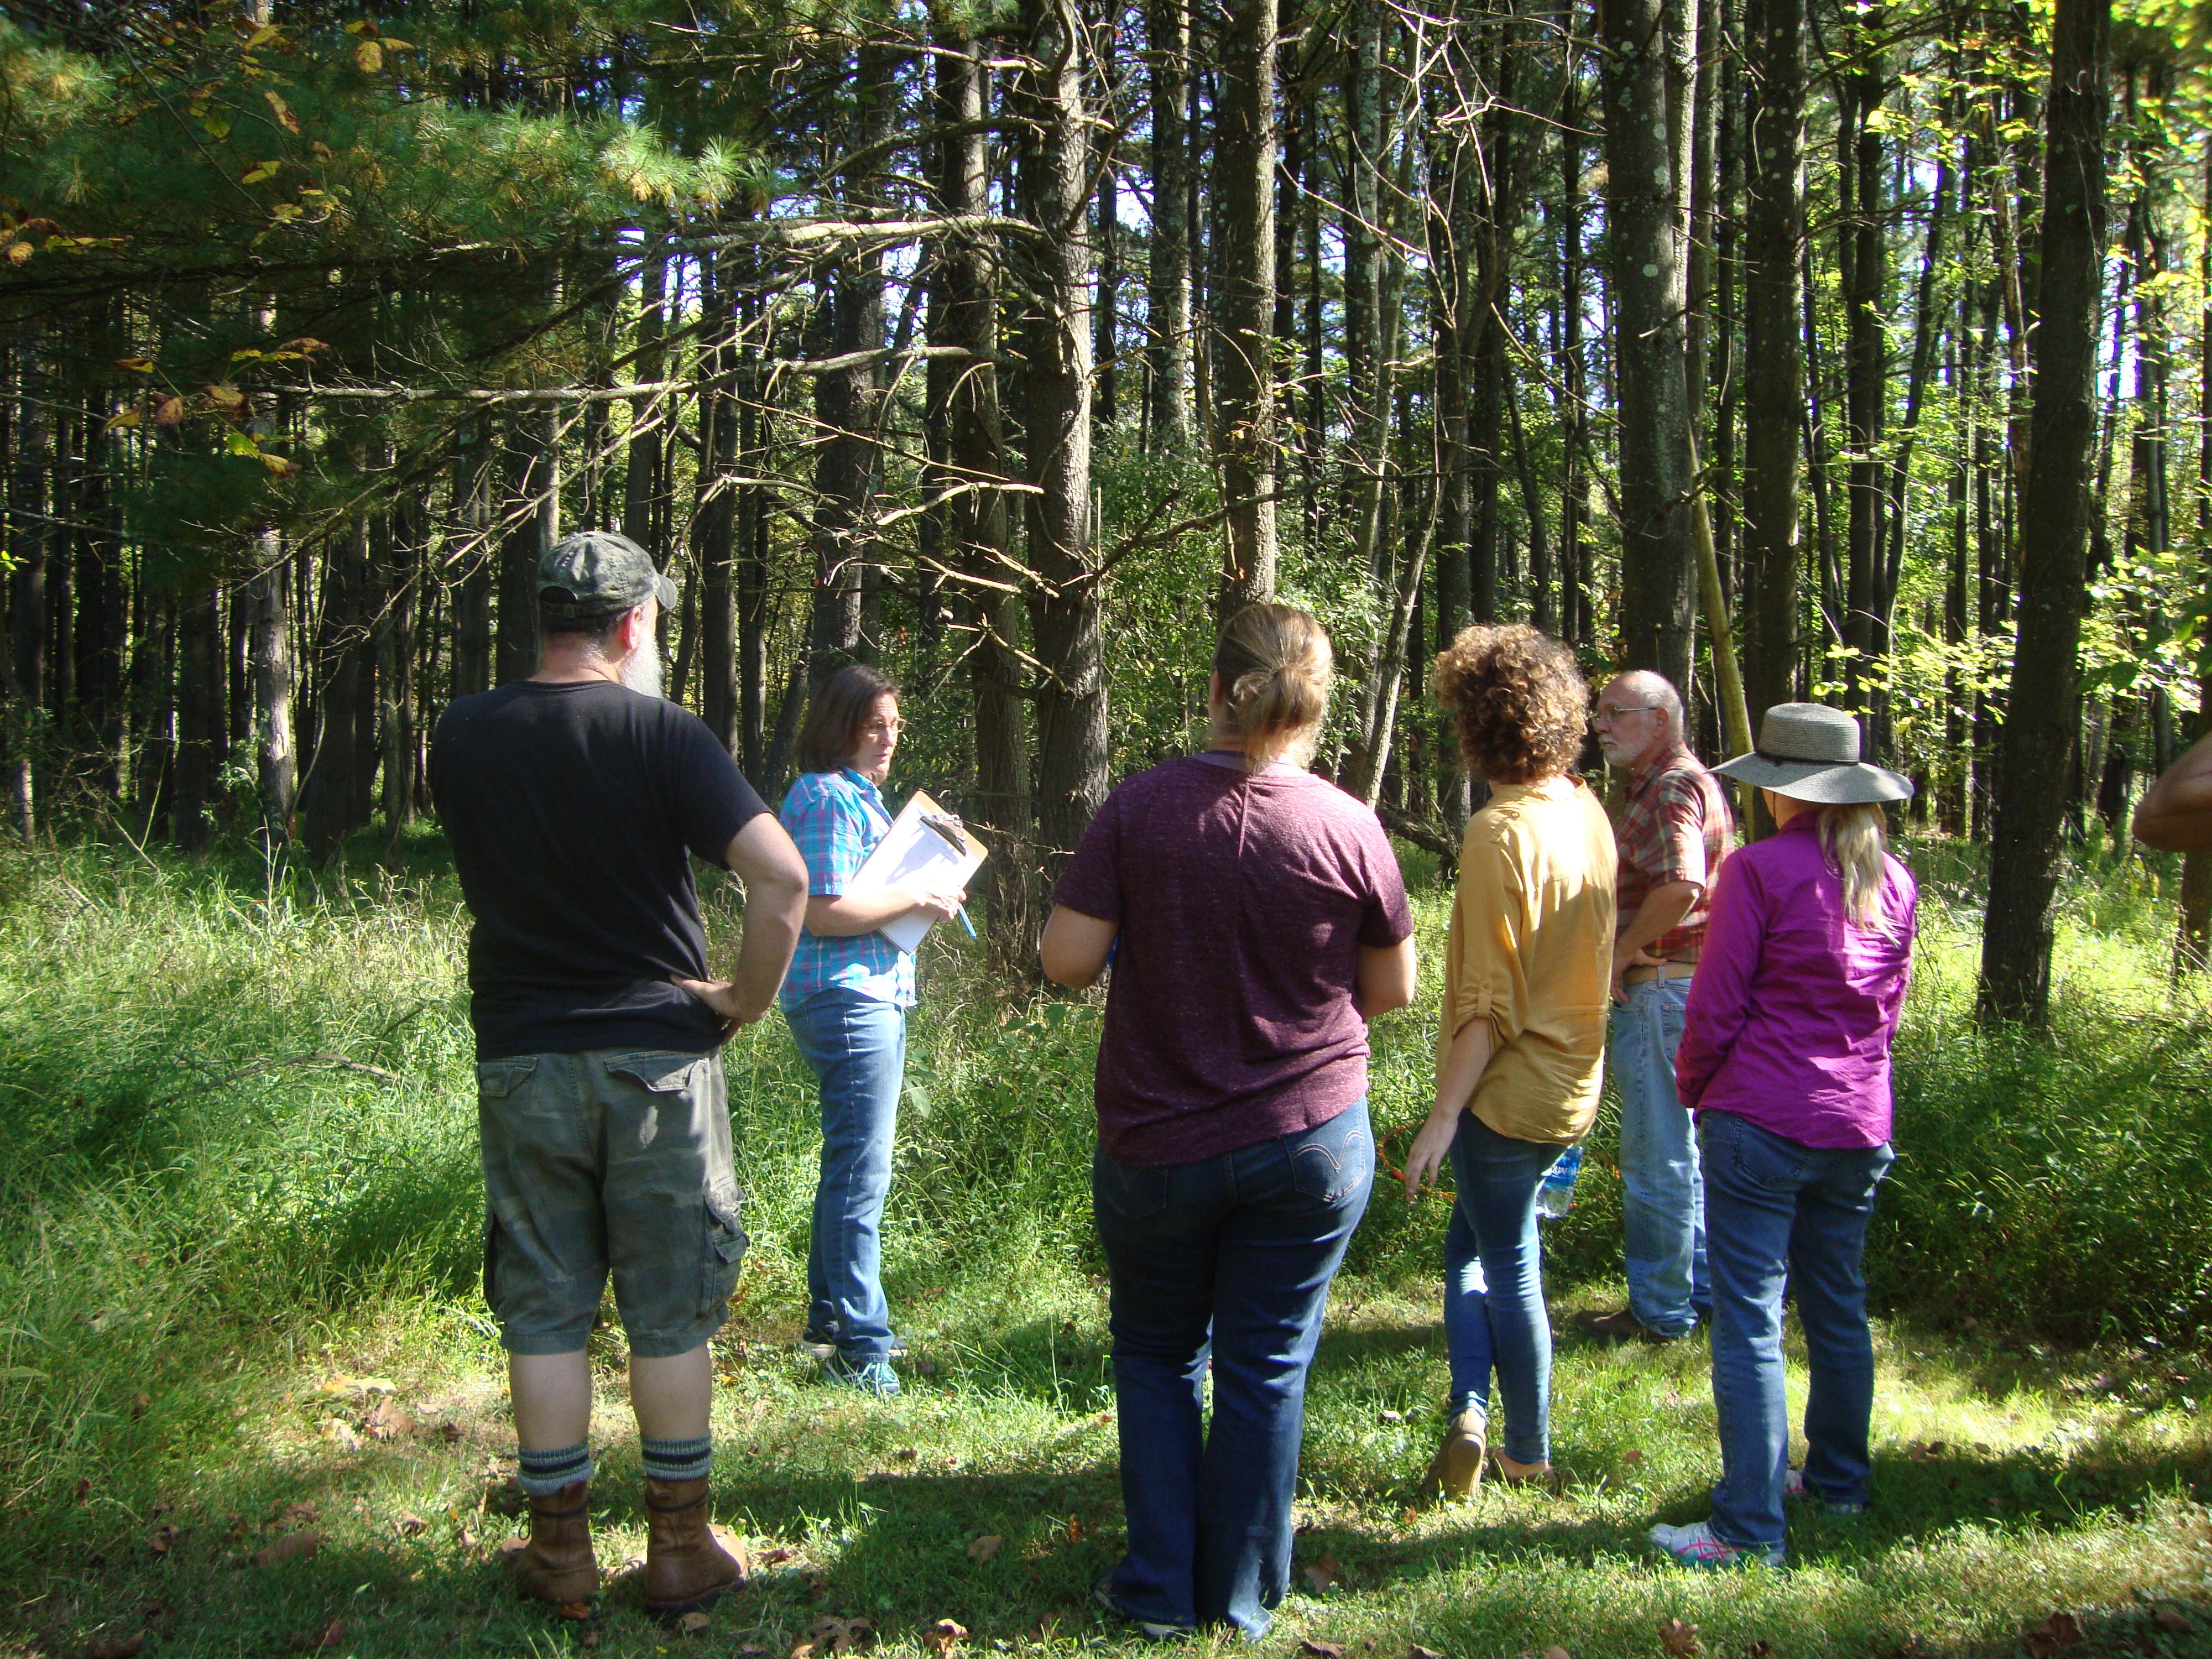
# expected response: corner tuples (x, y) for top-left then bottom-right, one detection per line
(537, 530), (679, 619)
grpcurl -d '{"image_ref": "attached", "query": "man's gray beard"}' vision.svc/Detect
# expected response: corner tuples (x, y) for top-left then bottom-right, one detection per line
(618, 644), (665, 700)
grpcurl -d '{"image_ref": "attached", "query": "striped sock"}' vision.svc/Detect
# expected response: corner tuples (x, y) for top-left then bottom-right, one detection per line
(516, 1441), (593, 1497)
(641, 1433), (713, 1484)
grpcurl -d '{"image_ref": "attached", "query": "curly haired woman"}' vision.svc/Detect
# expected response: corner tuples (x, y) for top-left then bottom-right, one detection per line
(1402, 624), (1617, 1497)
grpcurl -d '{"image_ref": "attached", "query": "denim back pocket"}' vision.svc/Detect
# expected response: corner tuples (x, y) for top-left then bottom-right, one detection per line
(1092, 1149), (1170, 1220)
(474, 1057), (539, 1102)
(1716, 1112), (1812, 1191)
(1288, 1103), (1375, 1206)
(606, 1053), (706, 1094)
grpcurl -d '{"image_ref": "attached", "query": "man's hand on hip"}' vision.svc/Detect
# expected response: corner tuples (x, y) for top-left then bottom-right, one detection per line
(674, 976), (771, 1038)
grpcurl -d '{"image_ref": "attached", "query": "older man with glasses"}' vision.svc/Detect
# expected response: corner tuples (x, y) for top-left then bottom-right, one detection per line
(1577, 670), (1734, 1344)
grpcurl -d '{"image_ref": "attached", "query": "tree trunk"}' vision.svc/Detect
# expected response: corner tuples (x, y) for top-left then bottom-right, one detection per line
(1839, 33), (1887, 715)
(1213, 0), (1279, 611)
(380, 497), (419, 850)
(1020, 0), (1107, 884)
(1978, 0), (2111, 1026)
(737, 290), (770, 780)
(173, 587), (216, 851)
(622, 246), (669, 560)
(497, 409), (557, 684)
(251, 550), (295, 838)
(698, 254), (740, 752)
(7, 327), (48, 839)
(451, 414), (495, 699)
(1740, 0), (1802, 745)
(2180, 142), (2212, 967)
(1601, 0), (1700, 691)
(1146, 0), (1193, 449)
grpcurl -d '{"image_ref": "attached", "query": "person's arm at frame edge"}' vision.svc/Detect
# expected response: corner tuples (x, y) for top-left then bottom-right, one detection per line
(2133, 728), (2212, 852)
(674, 815), (810, 1028)
(1041, 906), (1118, 988)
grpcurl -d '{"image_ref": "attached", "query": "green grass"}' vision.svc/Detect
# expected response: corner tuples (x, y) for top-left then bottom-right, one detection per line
(1, 827), (2211, 1657)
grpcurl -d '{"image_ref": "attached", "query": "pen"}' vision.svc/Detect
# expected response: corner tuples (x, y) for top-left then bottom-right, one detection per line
(956, 901), (978, 940)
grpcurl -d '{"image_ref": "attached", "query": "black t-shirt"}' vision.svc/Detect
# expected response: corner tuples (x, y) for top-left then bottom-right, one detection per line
(430, 679), (769, 1060)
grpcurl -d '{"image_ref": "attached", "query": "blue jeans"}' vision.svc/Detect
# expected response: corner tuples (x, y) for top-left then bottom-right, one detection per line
(1700, 1109), (1894, 1557)
(784, 987), (907, 1361)
(1611, 977), (1708, 1334)
(1443, 1112), (1563, 1465)
(1092, 1100), (1374, 1640)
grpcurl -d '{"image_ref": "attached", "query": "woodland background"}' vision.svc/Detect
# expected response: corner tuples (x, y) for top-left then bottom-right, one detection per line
(0, 0), (2207, 1018)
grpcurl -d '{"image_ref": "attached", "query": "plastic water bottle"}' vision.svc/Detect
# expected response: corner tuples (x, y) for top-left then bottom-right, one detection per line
(1536, 1144), (1584, 1220)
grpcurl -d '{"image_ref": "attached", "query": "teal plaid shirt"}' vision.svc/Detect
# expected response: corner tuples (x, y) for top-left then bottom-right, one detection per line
(778, 768), (915, 1010)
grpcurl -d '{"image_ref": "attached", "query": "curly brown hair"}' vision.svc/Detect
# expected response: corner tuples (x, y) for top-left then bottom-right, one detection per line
(1432, 623), (1588, 784)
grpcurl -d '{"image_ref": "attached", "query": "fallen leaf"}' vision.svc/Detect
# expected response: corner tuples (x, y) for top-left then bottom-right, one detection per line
(1030, 1619), (1060, 1645)
(2022, 1611), (2082, 1658)
(1734, 1645), (1769, 1659)
(1623, 1448), (1645, 1466)
(129, 1392), (151, 1418)
(145, 1524), (177, 1556)
(1545, 1649), (1573, 1659)
(1063, 1515), (1083, 1544)
(758, 1545), (797, 1566)
(2154, 1609), (2192, 1634)
(85, 1633), (146, 1658)
(743, 1647), (766, 1656)
(1300, 1644), (1344, 1659)
(365, 1398), (415, 1440)
(966, 1534), (1004, 1562)
(283, 1501), (319, 1525)
(1379, 1409), (1404, 1423)
(1303, 1554), (1342, 1593)
(74, 1477), (90, 1504)
(924, 1619), (968, 1657)
(287, 1616), (344, 1651)
(252, 1530), (324, 1568)
(322, 1417), (361, 1451)
(679, 1609), (713, 1634)
(1658, 1618), (1702, 1659)
(316, 1374), (395, 1400)
(559, 1601), (592, 1620)
(895, 1447), (919, 1461)
(393, 1511), (427, 1537)
(1408, 1646), (1447, 1659)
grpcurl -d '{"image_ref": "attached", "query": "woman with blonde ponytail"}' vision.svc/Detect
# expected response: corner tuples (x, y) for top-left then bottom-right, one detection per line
(1039, 604), (1417, 1640)
(1648, 704), (1917, 1571)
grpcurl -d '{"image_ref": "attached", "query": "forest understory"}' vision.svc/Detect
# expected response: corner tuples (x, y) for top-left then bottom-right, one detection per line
(0, 828), (2209, 1658)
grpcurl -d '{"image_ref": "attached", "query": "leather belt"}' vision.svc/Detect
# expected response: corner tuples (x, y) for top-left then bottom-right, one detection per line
(1622, 961), (1697, 984)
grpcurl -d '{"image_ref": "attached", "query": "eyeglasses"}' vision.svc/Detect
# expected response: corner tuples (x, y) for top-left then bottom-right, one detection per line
(1592, 703), (1662, 724)
(860, 717), (904, 739)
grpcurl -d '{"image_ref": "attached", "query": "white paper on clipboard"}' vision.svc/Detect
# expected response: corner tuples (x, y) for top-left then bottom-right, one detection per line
(843, 788), (989, 953)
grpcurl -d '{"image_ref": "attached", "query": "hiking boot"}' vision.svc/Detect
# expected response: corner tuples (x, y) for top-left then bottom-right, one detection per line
(1648, 1518), (1782, 1570)
(498, 1480), (599, 1605)
(1574, 1306), (1688, 1344)
(643, 1475), (749, 1623)
(1421, 1408), (1485, 1501)
(1489, 1449), (1558, 1491)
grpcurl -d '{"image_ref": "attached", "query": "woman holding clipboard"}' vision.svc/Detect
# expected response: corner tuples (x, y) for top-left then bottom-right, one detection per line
(779, 665), (966, 1397)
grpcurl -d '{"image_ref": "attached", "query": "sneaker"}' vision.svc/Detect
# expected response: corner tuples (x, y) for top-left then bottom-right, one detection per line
(1092, 1568), (1190, 1641)
(1784, 1467), (1868, 1515)
(1574, 1306), (1691, 1344)
(799, 1331), (907, 1364)
(1648, 1519), (1781, 1570)
(820, 1353), (902, 1397)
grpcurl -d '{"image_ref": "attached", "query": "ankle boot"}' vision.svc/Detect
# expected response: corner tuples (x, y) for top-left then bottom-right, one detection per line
(1422, 1408), (1486, 1501)
(643, 1475), (749, 1620)
(499, 1480), (599, 1604)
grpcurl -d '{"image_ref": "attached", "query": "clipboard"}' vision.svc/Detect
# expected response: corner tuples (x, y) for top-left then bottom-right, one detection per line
(844, 788), (989, 953)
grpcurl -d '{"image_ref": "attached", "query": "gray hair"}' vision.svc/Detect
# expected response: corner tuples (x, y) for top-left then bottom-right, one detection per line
(1609, 670), (1684, 739)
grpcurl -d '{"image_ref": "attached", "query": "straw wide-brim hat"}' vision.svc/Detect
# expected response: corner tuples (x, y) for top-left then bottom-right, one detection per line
(1712, 703), (1914, 805)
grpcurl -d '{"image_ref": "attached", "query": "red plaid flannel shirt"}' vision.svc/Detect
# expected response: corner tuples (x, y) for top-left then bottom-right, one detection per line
(1613, 744), (1734, 959)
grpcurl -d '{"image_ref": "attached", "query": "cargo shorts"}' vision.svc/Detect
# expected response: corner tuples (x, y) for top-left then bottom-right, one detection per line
(476, 1048), (748, 1358)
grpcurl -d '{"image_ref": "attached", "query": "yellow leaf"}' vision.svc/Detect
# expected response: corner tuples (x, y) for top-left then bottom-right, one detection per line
(114, 357), (154, 373)
(242, 160), (280, 184)
(380, 36), (413, 50)
(343, 18), (374, 34)
(289, 337), (330, 354)
(154, 397), (185, 426)
(230, 349), (264, 362)
(354, 39), (383, 72)
(244, 22), (282, 48)
(270, 202), (301, 221)
(4, 243), (30, 266)
(205, 384), (244, 408)
(264, 90), (299, 133)
(103, 406), (144, 432)
(201, 117), (231, 139)
(310, 139), (333, 160)
(261, 453), (299, 479)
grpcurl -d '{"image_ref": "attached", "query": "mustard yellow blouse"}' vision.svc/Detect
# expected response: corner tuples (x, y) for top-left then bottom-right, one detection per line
(1439, 774), (1619, 1144)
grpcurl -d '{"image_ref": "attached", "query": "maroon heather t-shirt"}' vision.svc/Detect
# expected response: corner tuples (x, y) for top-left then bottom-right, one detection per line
(1054, 754), (1415, 1167)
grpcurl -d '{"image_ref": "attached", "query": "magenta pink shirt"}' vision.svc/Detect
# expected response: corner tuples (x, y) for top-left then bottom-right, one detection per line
(1055, 754), (1414, 1167)
(1673, 814), (1916, 1149)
